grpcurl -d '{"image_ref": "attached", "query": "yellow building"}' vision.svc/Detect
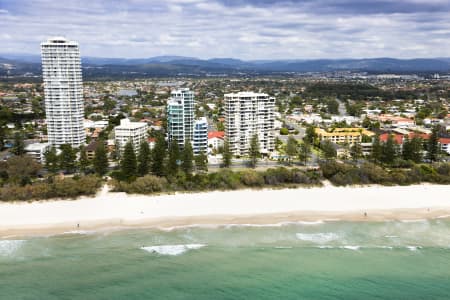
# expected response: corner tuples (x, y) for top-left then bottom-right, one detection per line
(315, 128), (374, 145)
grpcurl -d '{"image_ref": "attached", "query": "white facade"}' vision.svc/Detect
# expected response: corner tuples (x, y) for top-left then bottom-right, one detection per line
(167, 88), (195, 149)
(114, 119), (148, 155)
(41, 37), (86, 147)
(224, 92), (275, 156)
(25, 143), (51, 163)
(208, 136), (224, 151)
(193, 117), (208, 154)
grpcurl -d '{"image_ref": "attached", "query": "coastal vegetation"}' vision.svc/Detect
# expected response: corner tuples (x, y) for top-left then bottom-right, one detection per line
(111, 167), (322, 194)
(0, 175), (102, 201)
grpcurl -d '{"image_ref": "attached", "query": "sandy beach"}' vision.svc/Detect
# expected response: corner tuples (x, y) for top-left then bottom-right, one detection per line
(0, 184), (449, 237)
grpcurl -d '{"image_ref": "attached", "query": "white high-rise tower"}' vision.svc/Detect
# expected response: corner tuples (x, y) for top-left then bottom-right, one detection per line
(41, 37), (86, 147)
(224, 92), (275, 156)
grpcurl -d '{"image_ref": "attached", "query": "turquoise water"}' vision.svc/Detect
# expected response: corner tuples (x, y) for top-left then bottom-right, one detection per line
(1, 219), (450, 299)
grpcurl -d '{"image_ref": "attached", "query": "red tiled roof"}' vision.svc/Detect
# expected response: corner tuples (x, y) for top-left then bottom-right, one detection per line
(439, 138), (450, 144)
(379, 133), (403, 145)
(408, 132), (430, 140)
(208, 131), (225, 139)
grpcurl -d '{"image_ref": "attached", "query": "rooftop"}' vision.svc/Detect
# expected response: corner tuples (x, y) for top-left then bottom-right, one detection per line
(115, 119), (147, 130)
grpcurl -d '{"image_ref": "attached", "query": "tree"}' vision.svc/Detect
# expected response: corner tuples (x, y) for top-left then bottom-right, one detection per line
(427, 125), (440, 162)
(45, 147), (59, 173)
(298, 141), (311, 165)
(304, 125), (317, 144)
(222, 140), (232, 168)
(0, 126), (7, 151)
(181, 139), (194, 177)
(167, 139), (180, 177)
(151, 134), (167, 176)
(280, 127), (289, 135)
(11, 131), (25, 156)
(6, 155), (42, 185)
(195, 151), (208, 173)
(402, 137), (423, 163)
(327, 99), (339, 114)
(120, 141), (137, 181)
(137, 141), (151, 176)
(321, 140), (337, 161)
(362, 117), (371, 128)
(59, 144), (77, 173)
(93, 141), (108, 176)
(286, 136), (298, 165)
(371, 135), (382, 163)
(78, 145), (90, 174)
(381, 134), (397, 165)
(350, 142), (363, 162)
(248, 134), (260, 168)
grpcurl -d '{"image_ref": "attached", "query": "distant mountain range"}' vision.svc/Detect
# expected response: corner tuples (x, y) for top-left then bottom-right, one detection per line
(1, 54), (450, 78)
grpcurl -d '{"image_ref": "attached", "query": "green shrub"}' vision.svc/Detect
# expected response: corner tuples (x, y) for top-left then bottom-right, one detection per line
(240, 170), (264, 187)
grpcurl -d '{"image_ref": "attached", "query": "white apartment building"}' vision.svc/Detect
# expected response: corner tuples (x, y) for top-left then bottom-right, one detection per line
(25, 143), (51, 163)
(114, 119), (148, 155)
(193, 117), (208, 154)
(167, 88), (195, 149)
(41, 37), (86, 147)
(224, 92), (275, 156)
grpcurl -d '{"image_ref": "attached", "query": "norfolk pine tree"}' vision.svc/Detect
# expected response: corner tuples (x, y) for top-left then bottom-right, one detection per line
(181, 139), (194, 177)
(59, 144), (77, 173)
(45, 147), (59, 173)
(167, 139), (180, 177)
(137, 141), (151, 176)
(93, 141), (108, 176)
(427, 125), (440, 162)
(151, 133), (167, 177)
(120, 141), (137, 181)
(78, 145), (90, 174)
(222, 140), (232, 168)
(11, 131), (25, 156)
(248, 134), (260, 168)
(195, 151), (208, 173)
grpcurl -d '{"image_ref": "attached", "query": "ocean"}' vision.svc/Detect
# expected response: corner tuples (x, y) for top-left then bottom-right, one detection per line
(1, 219), (450, 299)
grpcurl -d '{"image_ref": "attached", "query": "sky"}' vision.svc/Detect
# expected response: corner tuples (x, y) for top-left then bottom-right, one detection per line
(1, 0), (450, 60)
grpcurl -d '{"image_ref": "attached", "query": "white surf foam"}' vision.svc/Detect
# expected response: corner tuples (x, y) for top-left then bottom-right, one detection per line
(339, 245), (361, 251)
(296, 232), (339, 243)
(297, 221), (324, 225)
(384, 235), (399, 238)
(140, 244), (206, 256)
(0, 240), (26, 256)
(434, 215), (450, 219)
(400, 219), (428, 223)
(406, 246), (422, 251)
(62, 230), (93, 235)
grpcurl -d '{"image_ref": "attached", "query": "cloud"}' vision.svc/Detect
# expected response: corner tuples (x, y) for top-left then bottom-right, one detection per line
(0, 0), (449, 59)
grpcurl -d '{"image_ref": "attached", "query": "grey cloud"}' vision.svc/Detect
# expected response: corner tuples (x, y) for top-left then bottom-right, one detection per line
(0, 0), (450, 59)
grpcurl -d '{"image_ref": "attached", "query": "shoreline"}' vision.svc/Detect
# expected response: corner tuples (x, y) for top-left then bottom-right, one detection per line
(1, 184), (449, 238)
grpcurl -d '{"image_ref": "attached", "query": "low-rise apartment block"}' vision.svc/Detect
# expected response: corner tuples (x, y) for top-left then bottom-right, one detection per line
(315, 128), (374, 145)
(114, 119), (148, 155)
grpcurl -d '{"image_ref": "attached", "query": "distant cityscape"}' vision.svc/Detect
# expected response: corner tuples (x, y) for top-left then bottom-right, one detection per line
(0, 37), (450, 200)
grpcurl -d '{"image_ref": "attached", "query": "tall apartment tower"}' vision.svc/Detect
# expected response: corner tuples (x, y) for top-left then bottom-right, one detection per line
(224, 92), (275, 156)
(167, 88), (194, 149)
(41, 37), (86, 147)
